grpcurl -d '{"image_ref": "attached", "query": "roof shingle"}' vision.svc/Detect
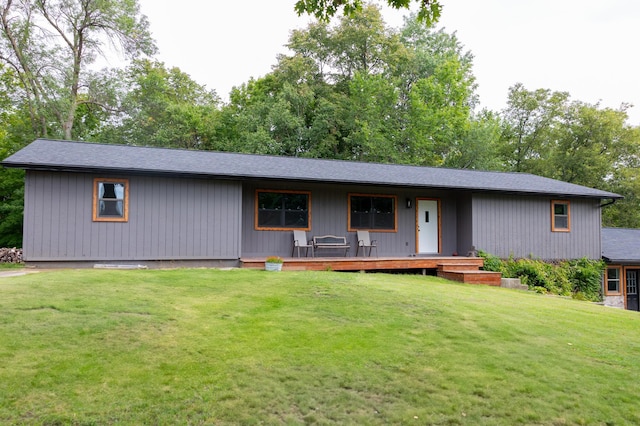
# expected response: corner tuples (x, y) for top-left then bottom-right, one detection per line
(1, 139), (622, 199)
(602, 228), (640, 263)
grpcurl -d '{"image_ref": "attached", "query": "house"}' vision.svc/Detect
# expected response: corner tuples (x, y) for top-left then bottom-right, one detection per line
(1, 139), (621, 269)
(602, 227), (640, 311)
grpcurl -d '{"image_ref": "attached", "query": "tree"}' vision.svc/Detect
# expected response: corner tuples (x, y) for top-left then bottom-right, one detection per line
(0, 65), (33, 247)
(223, 4), (478, 165)
(96, 59), (220, 149)
(0, 0), (156, 140)
(294, 0), (442, 25)
(498, 84), (568, 174)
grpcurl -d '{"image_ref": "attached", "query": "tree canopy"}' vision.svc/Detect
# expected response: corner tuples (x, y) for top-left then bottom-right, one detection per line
(0, 0), (156, 140)
(294, 0), (442, 25)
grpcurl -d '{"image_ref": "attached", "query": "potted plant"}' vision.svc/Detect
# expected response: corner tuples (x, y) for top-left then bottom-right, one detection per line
(265, 256), (284, 271)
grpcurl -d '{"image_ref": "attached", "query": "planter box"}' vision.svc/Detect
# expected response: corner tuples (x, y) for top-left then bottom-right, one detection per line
(265, 262), (283, 272)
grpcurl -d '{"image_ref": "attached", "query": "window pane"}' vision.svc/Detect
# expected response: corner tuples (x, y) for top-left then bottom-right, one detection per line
(350, 195), (395, 230)
(97, 182), (125, 218)
(99, 200), (124, 217)
(94, 179), (128, 222)
(258, 192), (282, 210)
(554, 216), (568, 229)
(554, 203), (567, 215)
(257, 191), (309, 229)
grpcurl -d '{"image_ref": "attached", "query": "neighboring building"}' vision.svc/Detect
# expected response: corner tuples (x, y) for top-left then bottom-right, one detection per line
(602, 227), (640, 311)
(1, 139), (622, 268)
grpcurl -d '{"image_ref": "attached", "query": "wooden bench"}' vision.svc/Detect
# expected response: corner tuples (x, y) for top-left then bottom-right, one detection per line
(313, 235), (350, 257)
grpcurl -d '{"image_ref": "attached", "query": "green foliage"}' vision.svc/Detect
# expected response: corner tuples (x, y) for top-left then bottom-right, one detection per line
(504, 258), (573, 297)
(0, 0), (156, 139)
(480, 251), (605, 302)
(478, 249), (504, 272)
(221, 5), (482, 166)
(0, 168), (24, 247)
(95, 59), (220, 149)
(294, 0), (442, 25)
(562, 258), (605, 302)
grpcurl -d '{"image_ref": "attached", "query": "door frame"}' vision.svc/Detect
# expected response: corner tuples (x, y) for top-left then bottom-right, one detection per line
(415, 197), (441, 254)
(624, 267), (640, 311)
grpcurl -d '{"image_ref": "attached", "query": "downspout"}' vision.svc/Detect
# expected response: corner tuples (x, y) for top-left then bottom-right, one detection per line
(599, 198), (618, 208)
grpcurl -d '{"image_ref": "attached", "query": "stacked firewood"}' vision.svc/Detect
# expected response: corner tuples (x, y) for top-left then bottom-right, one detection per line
(0, 248), (23, 264)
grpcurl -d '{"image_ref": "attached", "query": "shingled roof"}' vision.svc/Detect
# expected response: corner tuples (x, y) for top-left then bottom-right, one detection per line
(602, 228), (640, 264)
(2, 139), (621, 199)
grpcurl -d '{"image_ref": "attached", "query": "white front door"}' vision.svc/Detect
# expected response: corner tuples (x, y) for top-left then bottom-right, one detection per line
(417, 199), (439, 254)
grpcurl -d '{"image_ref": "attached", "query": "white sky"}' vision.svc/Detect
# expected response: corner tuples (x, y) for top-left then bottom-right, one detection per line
(133, 0), (640, 124)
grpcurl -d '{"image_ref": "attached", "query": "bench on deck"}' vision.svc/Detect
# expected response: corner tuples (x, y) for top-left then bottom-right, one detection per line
(313, 235), (350, 257)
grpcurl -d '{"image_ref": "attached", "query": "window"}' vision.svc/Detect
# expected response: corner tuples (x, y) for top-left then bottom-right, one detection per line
(349, 194), (397, 231)
(551, 200), (570, 232)
(606, 267), (621, 295)
(93, 178), (129, 222)
(256, 190), (310, 230)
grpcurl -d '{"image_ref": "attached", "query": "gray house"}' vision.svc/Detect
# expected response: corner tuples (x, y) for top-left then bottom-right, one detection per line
(602, 228), (640, 311)
(1, 139), (621, 268)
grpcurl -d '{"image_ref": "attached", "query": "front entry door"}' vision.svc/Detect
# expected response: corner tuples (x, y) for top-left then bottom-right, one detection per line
(417, 199), (439, 254)
(627, 270), (639, 311)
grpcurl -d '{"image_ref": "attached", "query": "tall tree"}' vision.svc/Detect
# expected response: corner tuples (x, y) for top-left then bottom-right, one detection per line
(295, 0), (442, 25)
(0, 65), (32, 247)
(0, 0), (156, 140)
(96, 59), (220, 149)
(498, 84), (568, 174)
(224, 4), (478, 165)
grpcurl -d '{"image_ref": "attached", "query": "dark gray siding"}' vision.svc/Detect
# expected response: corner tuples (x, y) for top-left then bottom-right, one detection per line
(241, 181), (461, 257)
(455, 194), (474, 255)
(471, 194), (602, 259)
(23, 171), (241, 261)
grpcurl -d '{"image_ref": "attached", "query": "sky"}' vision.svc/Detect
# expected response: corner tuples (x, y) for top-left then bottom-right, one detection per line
(133, 0), (640, 124)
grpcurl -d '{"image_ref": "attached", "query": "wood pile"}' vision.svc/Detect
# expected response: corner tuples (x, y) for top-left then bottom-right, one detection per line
(0, 248), (23, 264)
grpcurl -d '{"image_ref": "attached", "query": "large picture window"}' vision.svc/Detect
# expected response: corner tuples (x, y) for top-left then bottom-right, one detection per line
(551, 200), (570, 232)
(349, 194), (397, 231)
(93, 178), (129, 222)
(256, 190), (310, 230)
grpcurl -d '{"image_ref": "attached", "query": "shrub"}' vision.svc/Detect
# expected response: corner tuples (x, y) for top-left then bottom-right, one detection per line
(480, 251), (604, 302)
(563, 258), (605, 302)
(478, 250), (504, 272)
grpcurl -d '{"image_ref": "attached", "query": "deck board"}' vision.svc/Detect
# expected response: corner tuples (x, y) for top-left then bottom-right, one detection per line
(240, 256), (501, 286)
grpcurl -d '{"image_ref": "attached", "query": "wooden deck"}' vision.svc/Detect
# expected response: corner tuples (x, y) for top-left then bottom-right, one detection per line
(241, 256), (502, 286)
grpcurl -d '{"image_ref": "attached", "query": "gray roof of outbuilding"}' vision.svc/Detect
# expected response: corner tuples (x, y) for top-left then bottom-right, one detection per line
(1, 139), (622, 199)
(602, 228), (640, 263)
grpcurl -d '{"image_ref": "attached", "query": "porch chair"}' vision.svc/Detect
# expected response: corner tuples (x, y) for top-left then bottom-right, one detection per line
(292, 230), (314, 257)
(356, 230), (378, 257)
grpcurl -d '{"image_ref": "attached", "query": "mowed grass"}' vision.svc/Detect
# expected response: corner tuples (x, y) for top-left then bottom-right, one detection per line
(1, 269), (639, 425)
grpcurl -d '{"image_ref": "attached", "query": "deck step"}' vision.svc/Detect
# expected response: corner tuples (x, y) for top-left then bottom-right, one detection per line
(437, 270), (502, 286)
(437, 263), (481, 272)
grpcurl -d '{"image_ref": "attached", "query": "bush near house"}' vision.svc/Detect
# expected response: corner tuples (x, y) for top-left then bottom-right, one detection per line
(479, 251), (605, 301)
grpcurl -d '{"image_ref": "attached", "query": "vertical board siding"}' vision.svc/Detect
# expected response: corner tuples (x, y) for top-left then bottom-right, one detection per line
(471, 194), (602, 260)
(24, 171), (241, 261)
(456, 194), (473, 255)
(241, 181), (460, 258)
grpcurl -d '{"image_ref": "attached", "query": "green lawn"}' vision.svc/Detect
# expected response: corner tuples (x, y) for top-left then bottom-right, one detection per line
(1, 269), (639, 425)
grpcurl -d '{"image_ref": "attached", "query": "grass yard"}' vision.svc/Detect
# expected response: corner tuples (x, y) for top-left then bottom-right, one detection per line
(1, 268), (639, 425)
